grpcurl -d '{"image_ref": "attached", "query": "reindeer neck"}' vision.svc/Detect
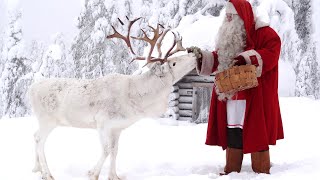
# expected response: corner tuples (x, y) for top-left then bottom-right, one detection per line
(128, 69), (173, 116)
(140, 69), (172, 89)
(130, 68), (173, 99)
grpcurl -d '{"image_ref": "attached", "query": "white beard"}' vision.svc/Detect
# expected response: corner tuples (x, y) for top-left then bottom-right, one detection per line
(215, 15), (246, 72)
(215, 15), (247, 100)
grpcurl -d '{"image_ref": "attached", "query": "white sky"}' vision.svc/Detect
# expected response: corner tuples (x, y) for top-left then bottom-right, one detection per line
(0, 0), (83, 44)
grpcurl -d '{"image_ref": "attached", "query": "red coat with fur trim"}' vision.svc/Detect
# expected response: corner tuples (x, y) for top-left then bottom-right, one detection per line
(202, 0), (284, 153)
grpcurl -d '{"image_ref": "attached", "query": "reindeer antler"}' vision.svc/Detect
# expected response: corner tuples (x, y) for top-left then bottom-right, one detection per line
(156, 26), (170, 59)
(107, 17), (186, 67)
(151, 32), (186, 63)
(167, 32), (186, 57)
(107, 17), (141, 55)
(131, 24), (166, 65)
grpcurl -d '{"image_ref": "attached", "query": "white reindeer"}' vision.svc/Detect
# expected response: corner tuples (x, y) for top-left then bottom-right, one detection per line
(29, 17), (197, 180)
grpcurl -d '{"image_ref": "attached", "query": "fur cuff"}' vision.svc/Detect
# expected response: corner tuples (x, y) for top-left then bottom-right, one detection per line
(197, 50), (215, 76)
(238, 50), (263, 77)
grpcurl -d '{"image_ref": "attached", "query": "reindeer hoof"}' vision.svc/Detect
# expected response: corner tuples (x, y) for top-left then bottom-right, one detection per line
(108, 174), (121, 180)
(41, 174), (55, 180)
(108, 178), (121, 180)
(88, 170), (99, 180)
(88, 170), (93, 176)
(32, 166), (40, 173)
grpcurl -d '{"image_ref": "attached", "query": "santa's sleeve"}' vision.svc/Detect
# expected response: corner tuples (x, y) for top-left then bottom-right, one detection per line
(196, 51), (219, 76)
(237, 29), (281, 77)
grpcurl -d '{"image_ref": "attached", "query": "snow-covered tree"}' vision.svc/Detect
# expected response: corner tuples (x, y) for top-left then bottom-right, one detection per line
(255, 0), (318, 98)
(0, 32), (4, 74)
(0, 10), (31, 117)
(294, 0), (312, 52)
(26, 40), (45, 74)
(295, 41), (319, 98)
(313, 0), (320, 98)
(106, 0), (140, 75)
(70, 0), (227, 79)
(289, 0), (319, 98)
(36, 33), (70, 78)
(71, 0), (107, 78)
(71, 0), (139, 79)
(138, 0), (224, 28)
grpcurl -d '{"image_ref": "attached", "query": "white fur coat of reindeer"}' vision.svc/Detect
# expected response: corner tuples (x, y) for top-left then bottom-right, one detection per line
(29, 17), (196, 180)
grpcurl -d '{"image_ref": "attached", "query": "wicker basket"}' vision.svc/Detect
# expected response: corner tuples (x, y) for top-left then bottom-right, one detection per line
(215, 65), (258, 93)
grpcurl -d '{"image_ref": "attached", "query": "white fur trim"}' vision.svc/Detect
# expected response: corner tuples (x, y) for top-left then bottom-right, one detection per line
(226, 2), (237, 14)
(238, 50), (263, 77)
(197, 50), (214, 76)
(254, 6), (270, 30)
(255, 16), (269, 30)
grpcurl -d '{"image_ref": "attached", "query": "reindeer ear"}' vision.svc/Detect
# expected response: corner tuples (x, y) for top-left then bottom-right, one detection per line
(146, 62), (158, 69)
(149, 62), (165, 76)
(146, 63), (153, 69)
(161, 62), (170, 72)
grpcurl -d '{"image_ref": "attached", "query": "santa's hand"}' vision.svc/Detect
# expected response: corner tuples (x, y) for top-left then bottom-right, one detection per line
(186, 46), (202, 60)
(233, 55), (246, 66)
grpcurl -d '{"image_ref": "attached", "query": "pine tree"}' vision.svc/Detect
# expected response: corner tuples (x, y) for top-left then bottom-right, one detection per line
(275, 0), (319, 98)
(71, 0), (138, 79)
(292, 0), (319, 98)
(70, 0), (226, 80)
(149, 0), (223, 28)
(71, 0), (108, 79)
(107, 0), (139, 75)
(294, 0), (312, 53)
(0, 33), (4, 116)
(0, 10), (31, 117)
(0, 32), (4, 74)
(26, 40), (46, 75)
(37, 33), (69, 78)
(295, 41), (319, 98)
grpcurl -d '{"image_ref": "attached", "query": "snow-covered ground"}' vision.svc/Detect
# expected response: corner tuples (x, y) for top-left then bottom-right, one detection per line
(1, 97), (320, 180)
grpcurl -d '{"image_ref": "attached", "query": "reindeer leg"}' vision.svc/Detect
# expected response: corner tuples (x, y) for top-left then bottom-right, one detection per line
(33, 130), (41, 172)
(108, 129), (121, 180)
(36, 124), (55, 180)
(88, 129), (110, 180)
(89, 127), (122, 180)
(88, 152), (107, 180)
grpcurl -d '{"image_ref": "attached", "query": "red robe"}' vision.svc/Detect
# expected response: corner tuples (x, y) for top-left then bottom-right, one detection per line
(204, 0), (284, 154)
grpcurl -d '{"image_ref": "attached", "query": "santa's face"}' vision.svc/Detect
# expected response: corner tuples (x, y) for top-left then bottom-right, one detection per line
(226, 13), (235, 22)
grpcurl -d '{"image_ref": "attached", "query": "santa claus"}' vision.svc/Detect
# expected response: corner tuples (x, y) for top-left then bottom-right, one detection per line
(188, 0), (284, 175)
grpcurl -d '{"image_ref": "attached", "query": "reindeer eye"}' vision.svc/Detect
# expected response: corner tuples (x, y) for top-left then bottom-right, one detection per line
(173, 62), (176, 66)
